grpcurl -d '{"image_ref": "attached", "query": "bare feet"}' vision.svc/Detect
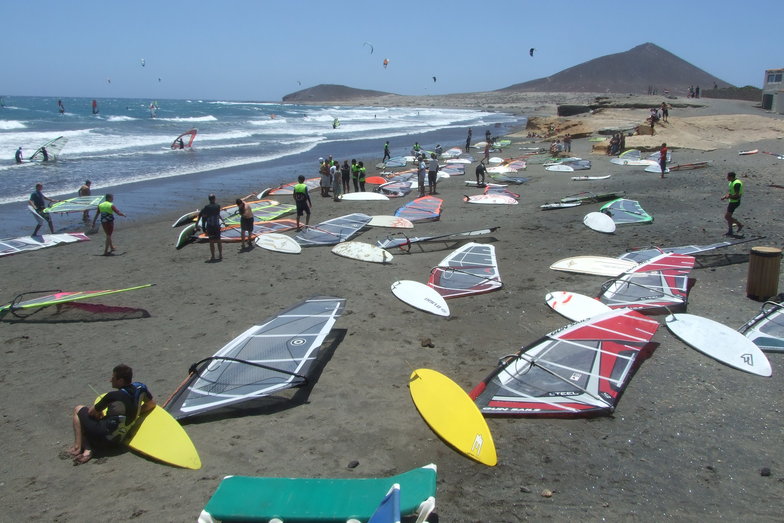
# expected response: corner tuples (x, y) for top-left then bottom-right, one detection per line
(73, 450), (92, 465)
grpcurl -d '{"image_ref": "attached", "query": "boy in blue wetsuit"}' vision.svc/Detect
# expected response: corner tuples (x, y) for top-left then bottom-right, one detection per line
(69, 364), (155, 465)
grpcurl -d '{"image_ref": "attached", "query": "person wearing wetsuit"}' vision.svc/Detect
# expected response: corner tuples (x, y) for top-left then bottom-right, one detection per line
(476, 161), (487, 186)
(341, 160), (351, 194)
(293, 175), (311, 230)
(15, 147), (23, 164)
(69, 364), (155, 465)
(350, 159), (360, 192)
(197, 194), (223, 261)
(28, 183), (57, 235)
(382, 141), (391, 162)
(92, 193), (125, 255)
(41, 147), (49, 162)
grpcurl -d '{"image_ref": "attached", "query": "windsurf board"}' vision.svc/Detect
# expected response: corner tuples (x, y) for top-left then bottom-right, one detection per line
(572, 175), (611, 181)
(172, 210), (199, 228)
(176, 223), (196, 249)
(540, 202), (581, 210)
(465, 181), (507, 188)
(545, 291), (612, 322)
(409, 369), (496, 466)
(367, 215), (414, 229)
(391, 280), (449, 317)
(665, 313), (772, 377)
(332, 241), (392, 264)
(488, 157), (504, 164)
(545, 164), (575, 172)
(340, 192), (389, 201)
(95, 396), (200, 469)
(255, 233), (301, 254)
(644, 165), (670, 174)
(463, 194), (518, 205)
(583, 212), (616, 233)
(550, 256), (637, 277)
(738, 149), (759, 156)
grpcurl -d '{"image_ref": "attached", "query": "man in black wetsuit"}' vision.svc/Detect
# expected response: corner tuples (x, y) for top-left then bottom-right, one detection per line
(68, 364), (155, 465)
(28, 183), (57, 235)
(196, 193), (223, 262)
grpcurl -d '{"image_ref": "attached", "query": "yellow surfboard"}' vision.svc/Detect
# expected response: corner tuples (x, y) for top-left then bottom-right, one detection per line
(409, 369), (497, 466)
(95, 396), (201, 469)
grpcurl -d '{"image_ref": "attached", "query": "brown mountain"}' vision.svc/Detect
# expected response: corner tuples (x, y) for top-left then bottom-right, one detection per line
(282, 84), (392, 102)
(498, 43), (733, 95)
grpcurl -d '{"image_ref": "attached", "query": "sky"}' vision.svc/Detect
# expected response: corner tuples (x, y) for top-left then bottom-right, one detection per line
(1, 0), (782, 102)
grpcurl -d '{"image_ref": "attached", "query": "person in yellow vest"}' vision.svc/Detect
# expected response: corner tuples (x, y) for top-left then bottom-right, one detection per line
(292, 175), (312, 231)
(92, 193), (126, 255)
(357, 161), (367, 192)
(720, 171), (744, 236)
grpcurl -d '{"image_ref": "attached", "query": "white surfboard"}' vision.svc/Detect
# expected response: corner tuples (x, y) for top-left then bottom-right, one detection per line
(464, 194), (518, 205)
(255, 233), (301, 254)
(571, 175), (611, 181)
(545, 164), (575, 172)
(175, 223), (196, 249)
(644, 165), (669, 174)
(665, 314), (772, 377)
(550, 256), (638, 277)
(545, 291), (612, 322)
(391, 280), (450, 317)
(465, 181), (507, 188)
(446, 158), (471, 165)
(583, 212), (616, 233)
(172, 210), (198, 228)
(488, 157), (504, 164)
(332, 241), (392, 264)
(367, 215), (414, 229)
(340, 192), (389, 201)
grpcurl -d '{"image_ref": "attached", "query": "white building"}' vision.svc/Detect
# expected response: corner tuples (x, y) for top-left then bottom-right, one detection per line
(762, 68), (784, 113)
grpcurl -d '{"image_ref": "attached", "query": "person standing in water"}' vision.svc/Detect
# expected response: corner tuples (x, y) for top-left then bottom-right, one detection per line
(92, 193), (126, 256)
(57, 99), (65, 113)
(15, 147), (23, 164)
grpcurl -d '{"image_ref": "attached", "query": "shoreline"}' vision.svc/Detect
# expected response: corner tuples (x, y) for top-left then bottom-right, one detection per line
(2, 93), (783, 521)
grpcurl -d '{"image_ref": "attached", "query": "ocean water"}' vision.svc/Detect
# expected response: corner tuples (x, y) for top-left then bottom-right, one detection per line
(0, 96), (524, 238)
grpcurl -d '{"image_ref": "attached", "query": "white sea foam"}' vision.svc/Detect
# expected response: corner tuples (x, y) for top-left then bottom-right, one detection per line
(0, 120), (27, 130)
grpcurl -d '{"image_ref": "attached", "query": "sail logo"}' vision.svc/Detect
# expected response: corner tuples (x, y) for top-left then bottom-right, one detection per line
(741, 353), (754, 366)
(471, 434), (484, 456)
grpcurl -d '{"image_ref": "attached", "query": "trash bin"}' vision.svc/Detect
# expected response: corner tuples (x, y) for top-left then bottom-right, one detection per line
(747, 246), (782, 301)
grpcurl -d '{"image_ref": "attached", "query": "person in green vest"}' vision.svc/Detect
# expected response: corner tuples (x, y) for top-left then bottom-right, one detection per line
(292, 175), (312, 231)
(92, 193), (126, 256)
(350, 159), (360, 192)
(357, 161), (367, 192)
(720, 171), (744, 236)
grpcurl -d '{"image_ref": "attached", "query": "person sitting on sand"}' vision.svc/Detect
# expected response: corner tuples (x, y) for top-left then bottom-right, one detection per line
(68, 364), (155, 465)
(293, 175), (311, 231)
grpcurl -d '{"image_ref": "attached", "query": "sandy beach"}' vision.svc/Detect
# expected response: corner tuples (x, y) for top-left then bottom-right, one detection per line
(2, 93), (783, 522)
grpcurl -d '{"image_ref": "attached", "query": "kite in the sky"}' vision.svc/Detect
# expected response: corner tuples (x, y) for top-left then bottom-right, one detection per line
(529, 48), (535, 57)
(363, 41), (374, 54)
(383, 58), (389, 69)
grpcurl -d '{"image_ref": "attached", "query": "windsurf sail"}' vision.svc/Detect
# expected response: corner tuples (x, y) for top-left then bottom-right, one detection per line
(29, 136), (68, 161)
(0, 232), (90, 258)
(489, 174), (528, 184)
(44, 196), (105, 214)
(378, 180), (415, 198)
(295, 213), (372, 246)
(738, 300), (784, 353)
(484, 186), (520, 199)
(618, 237), (764, 264)
(196, 219), (298, 242)
(600, 198), (653, 225)
(267, 177), (321, 196)
(164, 296), (345, 420)
(381, 156), (408, 168)
(598, 253), (695, 312)
(394, 196), (443, 223)
(222, 201), (295, 226)
(470, 308), (659, 416)
(171, 129), (197, 149)
(0, 284), (154, 317)
(377, 227), (499, 250)
(427, 243), (502, 299)
(560, 191), (625, 204)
